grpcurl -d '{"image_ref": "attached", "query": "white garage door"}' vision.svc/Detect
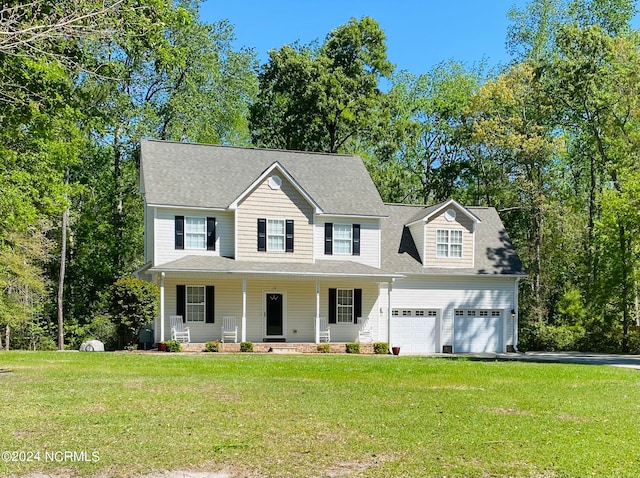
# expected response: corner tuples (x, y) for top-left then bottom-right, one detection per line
(391, 309), (438, 354)
(454, 309), (502, 353)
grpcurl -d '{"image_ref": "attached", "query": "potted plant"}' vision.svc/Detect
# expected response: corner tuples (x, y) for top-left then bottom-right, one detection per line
(391, 346), (401, 355)
(157, 342), (167, 352)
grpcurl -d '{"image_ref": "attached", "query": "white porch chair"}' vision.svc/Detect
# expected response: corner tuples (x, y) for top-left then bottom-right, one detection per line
(221, 316), (238, 343)
(170, 315), (190, 343)
(357, 317), (373, 343)
(318, 317), (330, 343)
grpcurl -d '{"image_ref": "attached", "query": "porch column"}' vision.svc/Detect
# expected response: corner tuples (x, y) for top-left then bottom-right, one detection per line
(315, 281), (320, 343)
(159, 272), (165, 343)
(241, 279), (247, 342)
(387, 279), (394, 345)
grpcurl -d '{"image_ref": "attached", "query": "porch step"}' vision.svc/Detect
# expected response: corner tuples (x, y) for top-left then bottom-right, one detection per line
(268, 344), (299, 354)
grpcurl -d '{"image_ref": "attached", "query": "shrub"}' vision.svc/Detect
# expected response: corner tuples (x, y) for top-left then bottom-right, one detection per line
(345, 342), (360, 354)
(240, 341), (253, 352)
(373, 342), (389, 354)
(205, 341), (220, 352)
(164, 340), (182, 353)
(519, 321), (585, 352)
(317, 343), (331, 353)
(109, 277), (159, 349)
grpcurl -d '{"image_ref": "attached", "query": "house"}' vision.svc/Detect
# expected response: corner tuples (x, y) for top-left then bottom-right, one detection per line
(138, 139), (526, 353)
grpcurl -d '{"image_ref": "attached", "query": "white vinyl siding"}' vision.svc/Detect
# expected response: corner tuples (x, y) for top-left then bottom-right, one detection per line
(154, 208), (234, 265)
(314, 218), (381, 268)
(380, 276), (517, 352)
(158, 276), (380, 343)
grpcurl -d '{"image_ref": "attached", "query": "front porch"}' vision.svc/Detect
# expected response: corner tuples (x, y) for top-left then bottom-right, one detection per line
(176, 342), (377, 354)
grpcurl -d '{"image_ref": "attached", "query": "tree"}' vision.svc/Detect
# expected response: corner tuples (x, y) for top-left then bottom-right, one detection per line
(371, 63), (481, 204)
(467, 62), (562, 315)
(109, 277), (158, 348)
(250, 16), (393, 153)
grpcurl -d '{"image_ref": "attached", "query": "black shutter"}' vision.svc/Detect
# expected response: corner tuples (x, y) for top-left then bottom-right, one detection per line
(354, 289), (362, 323)
(324, 222), (333, 255)
(328, 288), (337, 324)
(257, 218), (266, 251)
(205, 286), (215, 323)
(175, 216), (184, 250)
(176, 285), (186, 322)
(352, 224), (361, 256)
(207, 217), (216, 251)
(286, 219), (294, 253)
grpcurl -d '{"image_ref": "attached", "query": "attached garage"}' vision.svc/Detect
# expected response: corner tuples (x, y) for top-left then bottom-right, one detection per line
(390, 309), (439, 354)
(453, 309), (503, 353)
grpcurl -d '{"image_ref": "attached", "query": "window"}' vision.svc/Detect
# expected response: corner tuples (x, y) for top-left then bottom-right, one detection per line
(333, 224), (352, 254)
(436, 229), (463, 258)
(186, 217), (206, 249)
(186, 286), (205, 322)
(491, 310), (501, 317)
(337, 289), (353, 323)
(392, 310), (399, 316)
(267, 219), (285, 252)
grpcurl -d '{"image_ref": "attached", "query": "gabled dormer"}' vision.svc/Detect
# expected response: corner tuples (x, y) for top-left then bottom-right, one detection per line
(405, 199), (481, 268)
(230, 162), (321, 263)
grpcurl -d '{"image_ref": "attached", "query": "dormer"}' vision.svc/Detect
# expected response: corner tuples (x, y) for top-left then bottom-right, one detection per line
(231, 162), (321, 263)
(406, 199), (481, 268)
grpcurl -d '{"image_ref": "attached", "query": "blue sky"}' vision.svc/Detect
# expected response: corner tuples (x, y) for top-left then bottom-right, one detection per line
(200, 1), (531, 75)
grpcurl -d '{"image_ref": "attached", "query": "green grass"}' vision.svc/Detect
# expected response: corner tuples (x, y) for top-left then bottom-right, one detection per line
(0, 352), (638, 478)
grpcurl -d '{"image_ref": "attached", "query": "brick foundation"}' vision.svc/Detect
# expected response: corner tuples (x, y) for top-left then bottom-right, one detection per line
(168, 342), (376, 354)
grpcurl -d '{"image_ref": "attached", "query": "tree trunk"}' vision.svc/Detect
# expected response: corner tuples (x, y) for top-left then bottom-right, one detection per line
(57, 166), (69, 350)
(113, 130), (124, 271)
(5, 324), (9, 351)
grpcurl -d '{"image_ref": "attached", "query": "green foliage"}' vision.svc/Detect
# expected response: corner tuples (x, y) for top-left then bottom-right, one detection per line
(373, 342), (389, 354)
(317, 343), (331, 353)
(64, 314), (118, 351)
(109, 277), (158, 349)
(164, 340), (181, 353)
(250, 16), (392, 154)
(240, 341), (253, 352)
(519, 321), (586, 352)
(205, 341), (220, 353)
(345, 342), (360, 354)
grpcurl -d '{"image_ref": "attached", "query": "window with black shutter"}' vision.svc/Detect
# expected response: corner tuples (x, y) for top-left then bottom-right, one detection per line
(257, 218), (266, 251)
(324, 222), (333, 255)
(352, 224), (361, 256)
(175, 216), (185, 250)
(285, 219), (294, 253)
(206, 218), (216, 251)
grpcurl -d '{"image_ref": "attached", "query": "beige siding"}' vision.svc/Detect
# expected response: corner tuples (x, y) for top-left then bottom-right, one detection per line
(425, 206), (475, 268)
(314, 218), (381, 268)
(408, 222), (425, 265)
(154, 208), (234, 266)
(380, 276), (517, 351)
(237, 177), (314, 262)
(159, 276), (380, 343)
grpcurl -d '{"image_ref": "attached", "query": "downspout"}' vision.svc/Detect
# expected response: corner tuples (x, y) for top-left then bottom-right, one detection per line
(387, 279), (394, 345)
(159, 272), (165, 343)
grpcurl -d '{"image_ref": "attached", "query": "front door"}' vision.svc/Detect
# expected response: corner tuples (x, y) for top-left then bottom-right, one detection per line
(266, 293), (284, 336)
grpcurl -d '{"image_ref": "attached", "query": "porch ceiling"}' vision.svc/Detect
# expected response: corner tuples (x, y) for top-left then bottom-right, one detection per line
(149, 255), (402, 281)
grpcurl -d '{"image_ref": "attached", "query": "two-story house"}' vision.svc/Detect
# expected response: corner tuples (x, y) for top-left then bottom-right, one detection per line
(138, 139), (525, 353)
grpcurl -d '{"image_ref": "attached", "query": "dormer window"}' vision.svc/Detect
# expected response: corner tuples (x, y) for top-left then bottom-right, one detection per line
(436, 229), (462, 258)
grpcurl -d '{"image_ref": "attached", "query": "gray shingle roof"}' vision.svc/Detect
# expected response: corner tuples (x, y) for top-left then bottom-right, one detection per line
(150, 255), (401, 280)
(382, 203), (526, 276)
(140, 140), (387, 216)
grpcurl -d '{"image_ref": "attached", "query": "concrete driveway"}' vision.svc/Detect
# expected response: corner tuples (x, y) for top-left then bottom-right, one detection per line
(488, 351), (640, 369)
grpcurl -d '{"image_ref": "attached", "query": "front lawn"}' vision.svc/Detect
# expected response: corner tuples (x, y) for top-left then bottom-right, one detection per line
(0, 352), (638, 477)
